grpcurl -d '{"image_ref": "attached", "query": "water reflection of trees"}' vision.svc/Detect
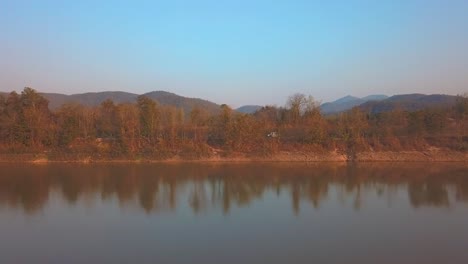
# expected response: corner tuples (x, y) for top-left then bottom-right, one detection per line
(0, 163), (467, 215)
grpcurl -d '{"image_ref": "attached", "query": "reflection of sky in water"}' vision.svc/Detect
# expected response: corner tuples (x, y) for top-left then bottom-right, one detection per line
(1, 164), (468, 263)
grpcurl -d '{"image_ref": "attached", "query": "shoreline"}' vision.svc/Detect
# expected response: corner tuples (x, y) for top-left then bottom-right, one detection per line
(0, 149), (466, 163)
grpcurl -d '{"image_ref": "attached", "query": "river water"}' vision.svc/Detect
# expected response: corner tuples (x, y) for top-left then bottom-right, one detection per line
(1, 163), (467, 263)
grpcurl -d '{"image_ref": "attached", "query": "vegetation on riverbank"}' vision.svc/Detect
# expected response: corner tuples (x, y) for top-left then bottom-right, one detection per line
(0, 88), (467, 162)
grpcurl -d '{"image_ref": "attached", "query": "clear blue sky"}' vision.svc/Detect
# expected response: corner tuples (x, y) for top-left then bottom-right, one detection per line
(1, 0), (467, 106)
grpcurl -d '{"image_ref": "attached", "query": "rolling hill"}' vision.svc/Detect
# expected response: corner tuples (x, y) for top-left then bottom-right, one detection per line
(235, 105), (262, 114)
(320, 95), (388, 114)
(358, 94), (458, 113)
(0, 90), (222, 115)
(42, 91), (138, 109)
(1, 90), (461, 116)
(141, 91), (221, 114)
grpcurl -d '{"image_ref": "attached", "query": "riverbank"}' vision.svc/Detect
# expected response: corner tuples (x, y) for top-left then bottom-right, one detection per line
(0, 148), (466, 163)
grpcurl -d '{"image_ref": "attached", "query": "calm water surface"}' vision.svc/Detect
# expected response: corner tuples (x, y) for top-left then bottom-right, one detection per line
(1, 163), (468, 264)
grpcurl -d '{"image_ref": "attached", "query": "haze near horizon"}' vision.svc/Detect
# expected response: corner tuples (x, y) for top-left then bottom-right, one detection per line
(1, 1), (467, 106)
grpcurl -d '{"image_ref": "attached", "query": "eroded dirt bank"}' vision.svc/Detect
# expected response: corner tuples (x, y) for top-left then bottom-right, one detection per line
(0, 148), (466, 163)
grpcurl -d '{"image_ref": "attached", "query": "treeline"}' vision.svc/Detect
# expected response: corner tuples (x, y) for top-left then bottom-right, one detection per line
(0, 88), (467, 160)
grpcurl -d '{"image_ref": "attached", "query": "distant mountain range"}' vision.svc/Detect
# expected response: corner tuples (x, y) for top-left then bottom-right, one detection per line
(320, 95), (388, 114)
(235, 105), (263, 114)
(320, 94), (458, 114)
(0, 90), (460, 115)
(0, 90), (222, 115)
(358, 94), (458, 114)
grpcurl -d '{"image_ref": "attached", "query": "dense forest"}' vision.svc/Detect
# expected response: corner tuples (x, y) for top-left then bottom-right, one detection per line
(0, 88), (467, 161)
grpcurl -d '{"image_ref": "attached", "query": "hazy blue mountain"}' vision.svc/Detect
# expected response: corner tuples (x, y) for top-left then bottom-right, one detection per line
(359, 94), (457, 113)
(321, 95), (388, 114)
(0, 90), (222, 115)
(362, 94), (389, 101)
(236, 105), (262, 114)
(141, 91), (221, 114)
(1, 90), (459, 116)
(41, 91), (138, 109)
(333, 95), (361, 104)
